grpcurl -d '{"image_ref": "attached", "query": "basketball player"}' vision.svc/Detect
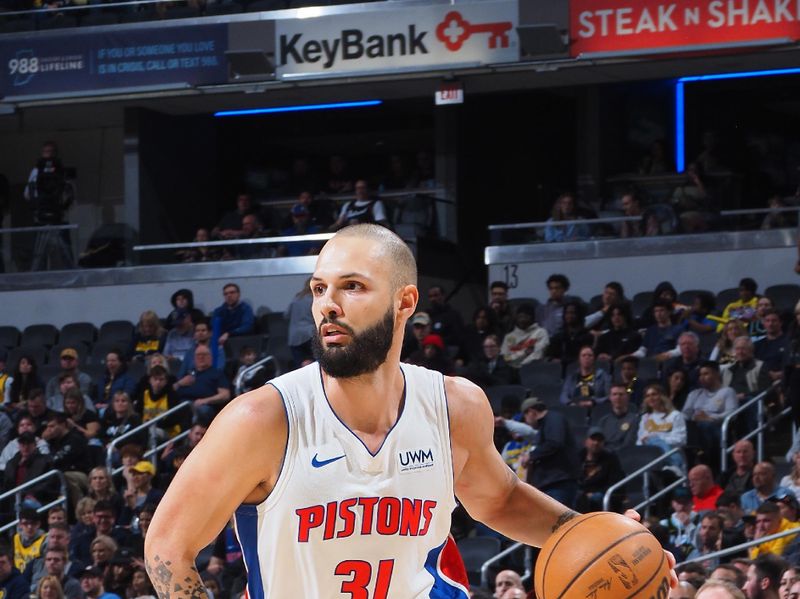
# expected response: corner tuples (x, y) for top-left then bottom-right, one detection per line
(145, 224), (675, 597)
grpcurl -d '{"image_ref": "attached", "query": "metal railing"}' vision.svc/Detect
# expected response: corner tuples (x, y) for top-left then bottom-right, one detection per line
(233, 355), (279, 396)
(480, 542), (528, 589)
(0, 470), (68, 533)
(132, 232), (334, 253)
(603, 447), (684, 515)
(679, 525), (800, 567)
(720, 382), (783, 472)
(105, 401), (192, 471)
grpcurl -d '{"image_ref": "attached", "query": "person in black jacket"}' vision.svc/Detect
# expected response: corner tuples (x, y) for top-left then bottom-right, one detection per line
(465, 334), (516, 390)
(0, 544), (29, 599)
(41, 413), (91, 512)
(547, 300), (593, 373)
(575, 427), (625, 512)
(2, 433), (58, 515)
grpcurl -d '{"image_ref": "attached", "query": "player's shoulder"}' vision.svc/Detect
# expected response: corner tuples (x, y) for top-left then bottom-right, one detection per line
(213, 383), (287, 434)
(443, 374), (492, 420)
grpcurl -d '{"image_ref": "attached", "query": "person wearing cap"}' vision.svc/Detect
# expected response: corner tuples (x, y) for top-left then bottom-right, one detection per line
(44, 348), (91, 405)
(2, 436), (58, 515)
(660, 487), (700, 556)
(278, 203), (322, 258)
(0, 415), (50, 473)
(162, 310), (195, 364)
(121, 462), (163, 527)
(401, 312), (432, 361)
(749, 502), (798, 559)
(495, 397), (540, 448)
(47, 372), (94, 415)
(405, 334), (455, 376)
(500, 303), (549, 368)
(575, 426), (624, 513)
(106, 549), (135, 598)
(10, 508), (46, 573)
(79, 565), (119, 599)
(0, 543), (29, 599)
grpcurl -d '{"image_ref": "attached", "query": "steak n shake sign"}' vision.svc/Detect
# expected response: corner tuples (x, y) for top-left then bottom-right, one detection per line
(275, 1), (518, 78)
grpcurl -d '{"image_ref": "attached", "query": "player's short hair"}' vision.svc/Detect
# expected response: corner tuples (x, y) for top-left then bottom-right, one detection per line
(332, 224), (417, 291)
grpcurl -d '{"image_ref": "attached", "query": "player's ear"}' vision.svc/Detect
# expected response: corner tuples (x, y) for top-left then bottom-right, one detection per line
(397, 284), (418, 319)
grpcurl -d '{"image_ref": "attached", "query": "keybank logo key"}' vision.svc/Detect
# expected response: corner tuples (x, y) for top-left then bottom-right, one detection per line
(279, 26), (429, 69)
(398, 447), (435, 474)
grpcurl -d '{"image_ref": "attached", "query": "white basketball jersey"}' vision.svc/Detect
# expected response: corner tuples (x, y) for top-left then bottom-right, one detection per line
(233, 362), (468, 599)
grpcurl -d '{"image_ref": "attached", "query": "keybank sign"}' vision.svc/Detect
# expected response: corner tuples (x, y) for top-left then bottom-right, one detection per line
(275, 1), (518, 78)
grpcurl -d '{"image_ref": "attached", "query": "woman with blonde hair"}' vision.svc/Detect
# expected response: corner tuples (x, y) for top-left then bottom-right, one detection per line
(72, 496), (96, 538)
(637, 383), (687, 474)
(87, 467), (124, 519)
(131, 311), (165, 361)
(90, 535), (118, 569)
(36, 575), (64, 599)
(709, 320), (748, 365)
(100, 391), (145, 447)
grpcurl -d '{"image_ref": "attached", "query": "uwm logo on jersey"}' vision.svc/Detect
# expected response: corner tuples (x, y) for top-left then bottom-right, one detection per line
(274, 0), (518, 78)
(397, 447), (435, 474)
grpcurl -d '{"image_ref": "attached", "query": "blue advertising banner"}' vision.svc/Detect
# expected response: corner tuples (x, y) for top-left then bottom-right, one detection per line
(0, 24), (228, 99)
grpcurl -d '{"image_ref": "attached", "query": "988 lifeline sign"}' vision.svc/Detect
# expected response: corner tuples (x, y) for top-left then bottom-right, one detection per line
(570, 0), (800, 57)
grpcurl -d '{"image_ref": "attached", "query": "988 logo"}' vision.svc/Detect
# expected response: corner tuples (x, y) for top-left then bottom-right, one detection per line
(8, 56), (39, 75)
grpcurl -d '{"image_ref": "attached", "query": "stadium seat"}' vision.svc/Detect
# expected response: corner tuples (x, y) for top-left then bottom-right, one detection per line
(128, 360), (146, 381)
(677, 289), (711, 306)
(21, 324), (59, 349)
(0, 326), (20, 350)
(265, 335), (293, 372)
(716, 288), (740, 311)
(589, 400), (613, 424)
(561, 405), (590, 428)
(98, 320), (135, 348)
(528, 380), (563, 407)
(485, 385), (527, 414)
(518, 361), (562, 388)
(456, 536), (501, 586)
(507, 297), (539, 313)
(631, 291), (654, 320)
(48, 343), (89, 366)
(60, 322), (97, 348)
(637, 358), (660, 383)
(618, 445), (664, 476)
(264, 313), (289, 339)
(765, 284), (800, 314)
(7, 346), (47, 370)
(226, 334), (268, 360)
(90, 342), (125, 366)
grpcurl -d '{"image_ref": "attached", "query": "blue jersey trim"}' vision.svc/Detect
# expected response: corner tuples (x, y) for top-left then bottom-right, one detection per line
(424, 540), (470, 599)
(234, 508), (264, 599)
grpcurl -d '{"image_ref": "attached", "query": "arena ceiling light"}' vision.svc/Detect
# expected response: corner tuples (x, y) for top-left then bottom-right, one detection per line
(675, 66), (800, 172)
(214, 100), (382, 117)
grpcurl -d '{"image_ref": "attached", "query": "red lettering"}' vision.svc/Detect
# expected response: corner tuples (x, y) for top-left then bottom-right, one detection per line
(399, 498), (422, 536)
(376, 497), (401, 536)
(337, 498), (358, 538)
(418, 500), (437, 536)
(324, 501), (338, 540)
(358, 497), (379, 535)
(296, 505), (324, 542)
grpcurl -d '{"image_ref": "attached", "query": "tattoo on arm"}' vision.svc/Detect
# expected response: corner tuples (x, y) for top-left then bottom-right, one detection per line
(551, 510), (578, 533)
(145, 554), (209, 599)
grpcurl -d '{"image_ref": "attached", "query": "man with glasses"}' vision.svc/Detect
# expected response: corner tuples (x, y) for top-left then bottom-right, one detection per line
(44, 348), (91, 401)
(71, 501), (129, 564)
(11, 508), (45, 573)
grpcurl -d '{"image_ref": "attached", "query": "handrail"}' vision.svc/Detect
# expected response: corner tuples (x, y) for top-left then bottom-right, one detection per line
(114, 428), (191, 476)
(602, 447), (682, 512)
(234, 355), (278, 396)
(479, 541), (527, 589)
(259, 187), (450, 208)
(633, 474), (687, 514)
(0, 495), (68, 535)
(132, 232), (334, 252)
(105, 401), (192, 471)
(720, 382), (781, 471)
(0, 469), (68, 530)
(0, 224), (78, 234)
(679, 525), (800, 567)
(0, 0), (184, 17)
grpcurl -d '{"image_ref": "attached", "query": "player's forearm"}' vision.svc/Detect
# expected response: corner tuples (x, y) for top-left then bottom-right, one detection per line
(144, 546), (210, 599)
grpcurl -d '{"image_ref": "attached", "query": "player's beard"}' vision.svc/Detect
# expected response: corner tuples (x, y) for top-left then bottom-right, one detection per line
(312, 306), (395, 378)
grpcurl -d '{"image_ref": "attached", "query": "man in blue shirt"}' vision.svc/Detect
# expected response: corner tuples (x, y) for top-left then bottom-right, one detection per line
(740, 461), (795, 514)
(637, 299), (684, 359)
(212, 283), (254, 346)
(174, 345), (230, 425)
(79, 565), (121, 599)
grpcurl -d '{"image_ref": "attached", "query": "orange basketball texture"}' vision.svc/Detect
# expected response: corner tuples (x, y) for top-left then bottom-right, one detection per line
(534, 512), (671, 599)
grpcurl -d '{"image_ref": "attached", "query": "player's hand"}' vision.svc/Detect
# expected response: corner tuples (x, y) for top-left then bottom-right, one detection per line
(623, 509), (678, 589)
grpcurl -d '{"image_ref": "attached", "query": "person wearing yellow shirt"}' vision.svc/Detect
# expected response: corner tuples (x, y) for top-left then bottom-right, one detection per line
(749, 501), (799, 559)
(717, 278), (759, 332)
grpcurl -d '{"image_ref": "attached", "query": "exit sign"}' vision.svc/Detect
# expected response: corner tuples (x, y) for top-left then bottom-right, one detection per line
(435, 81), (464, 105)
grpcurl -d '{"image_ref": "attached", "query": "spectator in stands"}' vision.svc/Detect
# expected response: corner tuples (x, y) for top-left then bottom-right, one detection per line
(638, 383), (687, 475)
(278, 204), (322, 258)
(120, 462), (162, 526)
(773, 493), (800, 530)
(459, 306), (501, 366)
(72, 501), (129, 565)
(494, 397), (538, 478)
(781, 451), (800, 501)
(0, 543), (28, 599)
(720, 440), (756, 496)
(780, 568), (800, 599)
(682, 361), (737, 465)
(637, 299), (684, 360)
(99, 392), (145, 448)
(174, 345), (230, 425)
(618, 356), (646, 406)
(785, 302), (800, 427)
(162, 310), (194, 365)
(45, 348), (91, 402)
(559, 346), (611, 407)
(231, 214), (273, 260)
(522, 399), (579, 507)
(86, 468), (123, 526)
(0, 350), (9, 406)
(663, 332), (703, 390)
(639, 139), (673, 174)
(754, 309), (787, 381)
(682, 292), (717, 336)
(425, 285), (465, 349)
(721, 336), (771, 407)
(39, 549), (81, 599)
(716, 491), (748, 551)
(688, 465), (724, 512)
(0, 404), (13, 454)
(158, 423), (205, 482)
(111, 445), (142, 496)
(749, 503), (797, 559)
(661, 487), (699, 556)
(95, 350), (136, 413)
(285, 280), (315, 369)
(24, 523), (82, 594)
(134, 365), (183, 441)
(212, 283), (254, 346)
(667, 368), (691, 411)
(330, 180), (390, 230)
(671, 581), (698, 599)
(177, 228), (219, 264)
(178, 319), (225, 376)
(585, 282), (628, 332)
(325, 155), (353, 195)
(489, 281), (513, 334)
(42, 412), (92, 507)
(596, 383), (639, 452)
(78, 566), (117, 599)
(406, 334), (455, 376)
(124, 502), (155, 559)
(596, 304), (643, 363)
(401, 312), (431, 362)
(48, 373), (94, 415)
(212, 193), (256, 241)
(547, 301), (593, 371)
(677, 562), (708, 588)
(575, 427), (624, 512)
(718, 278), (760, 332)
(685, 511), (725, 570)
(0, 415), (49, 472)
(672, 161), (717, 233)
(130, 311), (165, 363)
(11, 509), (46, 574)
(165, 289), (203, 332)
(544, 192), (589, 242)
(741, 462), (794, 514)
(636, 282), (679, 329)
(61, 389), (100, 444)
(466, 334), (515, 389)
(2, 434), (58, 512)
(535, 274), (572, 337)
(292, 190), (335, 230)
(501, 303), (549, 368)
(87, 535), (117, 572)
(493, 570), (524, 599)
(620, 191), (661, 238)
(22, 390), (56, 437)
(750, 296), (775, 340)
(6, 356), (44, 414)
(711, 321), (749, 366)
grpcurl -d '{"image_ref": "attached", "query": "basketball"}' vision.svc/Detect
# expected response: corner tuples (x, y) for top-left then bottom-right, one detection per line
(534, 512), (670, 599)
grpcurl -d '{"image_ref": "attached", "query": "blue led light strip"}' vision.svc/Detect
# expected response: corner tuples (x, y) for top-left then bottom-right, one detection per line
(214, 100), (383, 117)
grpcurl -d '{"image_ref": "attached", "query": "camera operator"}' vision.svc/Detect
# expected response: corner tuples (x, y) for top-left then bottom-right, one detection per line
(24, 141), (75, 270)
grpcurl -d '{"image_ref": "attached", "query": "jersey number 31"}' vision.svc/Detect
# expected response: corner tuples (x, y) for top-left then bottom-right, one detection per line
(335, 559), (394, 598)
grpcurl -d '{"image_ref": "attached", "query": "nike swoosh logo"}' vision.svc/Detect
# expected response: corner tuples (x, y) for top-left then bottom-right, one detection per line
(311, 453), (346, 468)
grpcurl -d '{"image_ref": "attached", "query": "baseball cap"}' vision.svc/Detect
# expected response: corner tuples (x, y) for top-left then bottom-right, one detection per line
(587, 426), (605, 440)
(291, 203), (309, 216)
(672, 487), (692, 503)
(422, 334), (444, 350)
(520, 397), (547, 413)
(770, 491), (800, 511)
(131, 461), (156, 476)
(60, 347), (78, 360)
(411, 312), (431, 326)
(79, 566), (104, 579)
